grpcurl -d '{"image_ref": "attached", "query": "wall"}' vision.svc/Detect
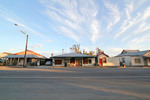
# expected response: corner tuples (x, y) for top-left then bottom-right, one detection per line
(97, 54), (108, 65)
(103, 57), (120, 66)
(53, 58), (64, 66)
(117, 56), (131, 66)
(131, 57), (144, 66)
(18, 59), (24, 66)
(82, 58), (95, 66)
(53, 58), (95, 67)
(147, 58), (150, 66)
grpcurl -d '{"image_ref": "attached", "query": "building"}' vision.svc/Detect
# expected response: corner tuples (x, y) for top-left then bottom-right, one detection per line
(116, 50), (150, 67)
(3, 50), (47, 66)
(0, 52), (12, 66)
(51, 52), (95, 67)
(97, 52), (120, 67)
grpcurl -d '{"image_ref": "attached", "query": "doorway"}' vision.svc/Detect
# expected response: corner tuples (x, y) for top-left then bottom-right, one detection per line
(144, 58), (147, 66)
(99, 59), (103, 66)
(76, 59), (82, 66)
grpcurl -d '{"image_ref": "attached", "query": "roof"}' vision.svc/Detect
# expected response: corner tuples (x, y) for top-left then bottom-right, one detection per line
(97, 52), (109, 57)
(14, 50), (44, 57)
(52, 52), (95, 58)
(3, 55), (46, 58)
(3, 50), (47, 59)
(121, 50), (140, 54)
(116, 50), (150, 57)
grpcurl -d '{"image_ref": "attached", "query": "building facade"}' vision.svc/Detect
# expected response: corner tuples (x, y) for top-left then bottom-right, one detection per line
(97, 53), (120, 67)
(52, 52), (95, 67)
(116, 50), (150, 67)
(3, 50), (47, 66)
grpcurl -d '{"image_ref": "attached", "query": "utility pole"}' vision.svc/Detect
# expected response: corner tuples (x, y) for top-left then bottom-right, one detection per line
(23, 34), (28, 67)
(15, 24), (28, 67)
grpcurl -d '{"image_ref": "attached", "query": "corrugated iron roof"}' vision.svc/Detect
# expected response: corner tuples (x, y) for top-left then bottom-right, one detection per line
(3, 55), (46, 58)
(3, 50), (47, 59)
(52, 52), (95, 58)
(116, 50), (150, 57)
(121, 50), (139, 54)
(14, 50), (44, 57)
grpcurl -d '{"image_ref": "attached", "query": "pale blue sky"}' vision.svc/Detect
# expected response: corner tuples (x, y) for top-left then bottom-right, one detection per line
(0, 0), (150, 57)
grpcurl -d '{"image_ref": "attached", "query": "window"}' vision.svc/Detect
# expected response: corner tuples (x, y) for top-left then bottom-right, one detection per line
(122, 58), (125, 63)
(70, 58), (75, 64)
(102, 57), (107, 63)
(89, 59), (92, 64)
(55, 60), (62, 65)
(83, 58), (88, 64)
(135, 58), (141, 63)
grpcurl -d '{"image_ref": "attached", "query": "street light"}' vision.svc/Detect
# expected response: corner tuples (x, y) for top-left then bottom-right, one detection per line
(15, 24), (28, 68)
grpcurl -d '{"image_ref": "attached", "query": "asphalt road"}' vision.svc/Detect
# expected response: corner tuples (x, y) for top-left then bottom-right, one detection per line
(0, 67), (150, 100)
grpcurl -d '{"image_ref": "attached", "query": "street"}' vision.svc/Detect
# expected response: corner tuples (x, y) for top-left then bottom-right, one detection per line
(0, 66), (150, 100)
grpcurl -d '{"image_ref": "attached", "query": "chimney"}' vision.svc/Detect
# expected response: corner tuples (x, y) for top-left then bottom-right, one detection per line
(62, 49), (64, 54)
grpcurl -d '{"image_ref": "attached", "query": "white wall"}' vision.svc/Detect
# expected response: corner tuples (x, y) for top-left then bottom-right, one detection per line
(53, 58), (64, 66)
(97, 54), (108, 65)
(18, 59), (24, 66)
(117, 56), (131, 66)
(103, 57), (120, 66)
(82, 58), (95, 66)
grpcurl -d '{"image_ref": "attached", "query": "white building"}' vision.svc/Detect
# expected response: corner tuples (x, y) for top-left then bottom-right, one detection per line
(97, 53), (120, 67)
(116, 50), (150, 67)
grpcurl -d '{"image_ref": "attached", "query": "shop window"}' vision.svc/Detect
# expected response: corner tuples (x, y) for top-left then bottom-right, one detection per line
(83, 58), (88, 64)
(55, 60), (62, 65)
(135, 58), (141, 63)
(70, 58), (75, 64)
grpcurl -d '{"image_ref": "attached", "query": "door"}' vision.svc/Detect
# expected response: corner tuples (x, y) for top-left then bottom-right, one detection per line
(99, 59), (103, 66)
(76, 59), (82, 66)
(144, 58), (147, 66)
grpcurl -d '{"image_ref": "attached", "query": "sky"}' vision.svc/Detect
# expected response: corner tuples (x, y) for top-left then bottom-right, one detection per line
(0, 0), (150, 57)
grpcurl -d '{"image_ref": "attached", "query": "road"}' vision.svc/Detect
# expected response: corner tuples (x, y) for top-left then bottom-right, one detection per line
(0, 66), (150, 100)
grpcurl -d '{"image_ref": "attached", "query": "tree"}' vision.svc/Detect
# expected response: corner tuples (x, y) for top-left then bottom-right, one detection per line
(83, 49), (87, 55)
(96, 47), (104, 54)
(88, 51), (95, 56)
(70, 44), (81, 53)
(83, 49), (95, 56)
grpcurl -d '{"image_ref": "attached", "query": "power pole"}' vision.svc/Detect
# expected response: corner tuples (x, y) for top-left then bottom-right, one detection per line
(23, 35), (28, 67)
(15, 24), (28, 68)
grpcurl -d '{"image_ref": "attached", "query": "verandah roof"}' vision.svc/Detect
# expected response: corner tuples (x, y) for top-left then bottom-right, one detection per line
(52, 52), (95, 58)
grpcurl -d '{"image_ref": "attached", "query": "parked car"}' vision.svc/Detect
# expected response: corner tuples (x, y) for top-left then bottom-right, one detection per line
(45, 61), (52, 66)
(0, 59), (3, 66)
